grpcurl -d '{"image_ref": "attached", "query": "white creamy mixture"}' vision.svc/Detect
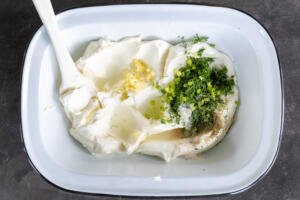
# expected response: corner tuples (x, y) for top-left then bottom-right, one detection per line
(59, 36), (238, 162)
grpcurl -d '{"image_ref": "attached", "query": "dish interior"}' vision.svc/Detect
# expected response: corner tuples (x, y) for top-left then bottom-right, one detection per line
(36, 17), (262, 178)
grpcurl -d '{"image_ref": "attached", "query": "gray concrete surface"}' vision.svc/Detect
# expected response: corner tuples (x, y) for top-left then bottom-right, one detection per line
(0, 0), (299, 199)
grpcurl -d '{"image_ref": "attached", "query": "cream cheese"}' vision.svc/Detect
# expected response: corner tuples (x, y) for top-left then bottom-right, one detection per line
(59, 36), (238, 161)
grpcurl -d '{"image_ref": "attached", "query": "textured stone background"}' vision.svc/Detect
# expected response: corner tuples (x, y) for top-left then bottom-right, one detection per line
(0, 0), (299, 199)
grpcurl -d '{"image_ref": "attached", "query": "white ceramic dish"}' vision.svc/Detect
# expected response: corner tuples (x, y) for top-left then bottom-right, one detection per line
(21, 4), (283, 196)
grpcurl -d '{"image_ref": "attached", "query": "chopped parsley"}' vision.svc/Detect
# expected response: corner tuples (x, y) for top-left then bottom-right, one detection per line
(158, 43), (235, 135)
(192, 34), (208, 43)
(208, 43), (216, 48)
(149, 99), (156, 106)
(179, 34), (213, 50)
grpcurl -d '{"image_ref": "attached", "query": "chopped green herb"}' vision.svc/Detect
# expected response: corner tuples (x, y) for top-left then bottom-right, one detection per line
(158, 48), (235, 135)
(160, 118), (166, 124)
(193, 34), (208, 43)
(178, 36), (188, 50)
(149, 99), (156, 106)
(209, 43), (216, 48)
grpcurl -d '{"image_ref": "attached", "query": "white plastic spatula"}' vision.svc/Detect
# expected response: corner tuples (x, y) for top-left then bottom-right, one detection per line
(32, 0), (85, 93)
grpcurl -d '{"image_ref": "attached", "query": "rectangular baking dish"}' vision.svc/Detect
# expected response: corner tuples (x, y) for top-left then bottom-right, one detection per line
(21, 4), (283, 196)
